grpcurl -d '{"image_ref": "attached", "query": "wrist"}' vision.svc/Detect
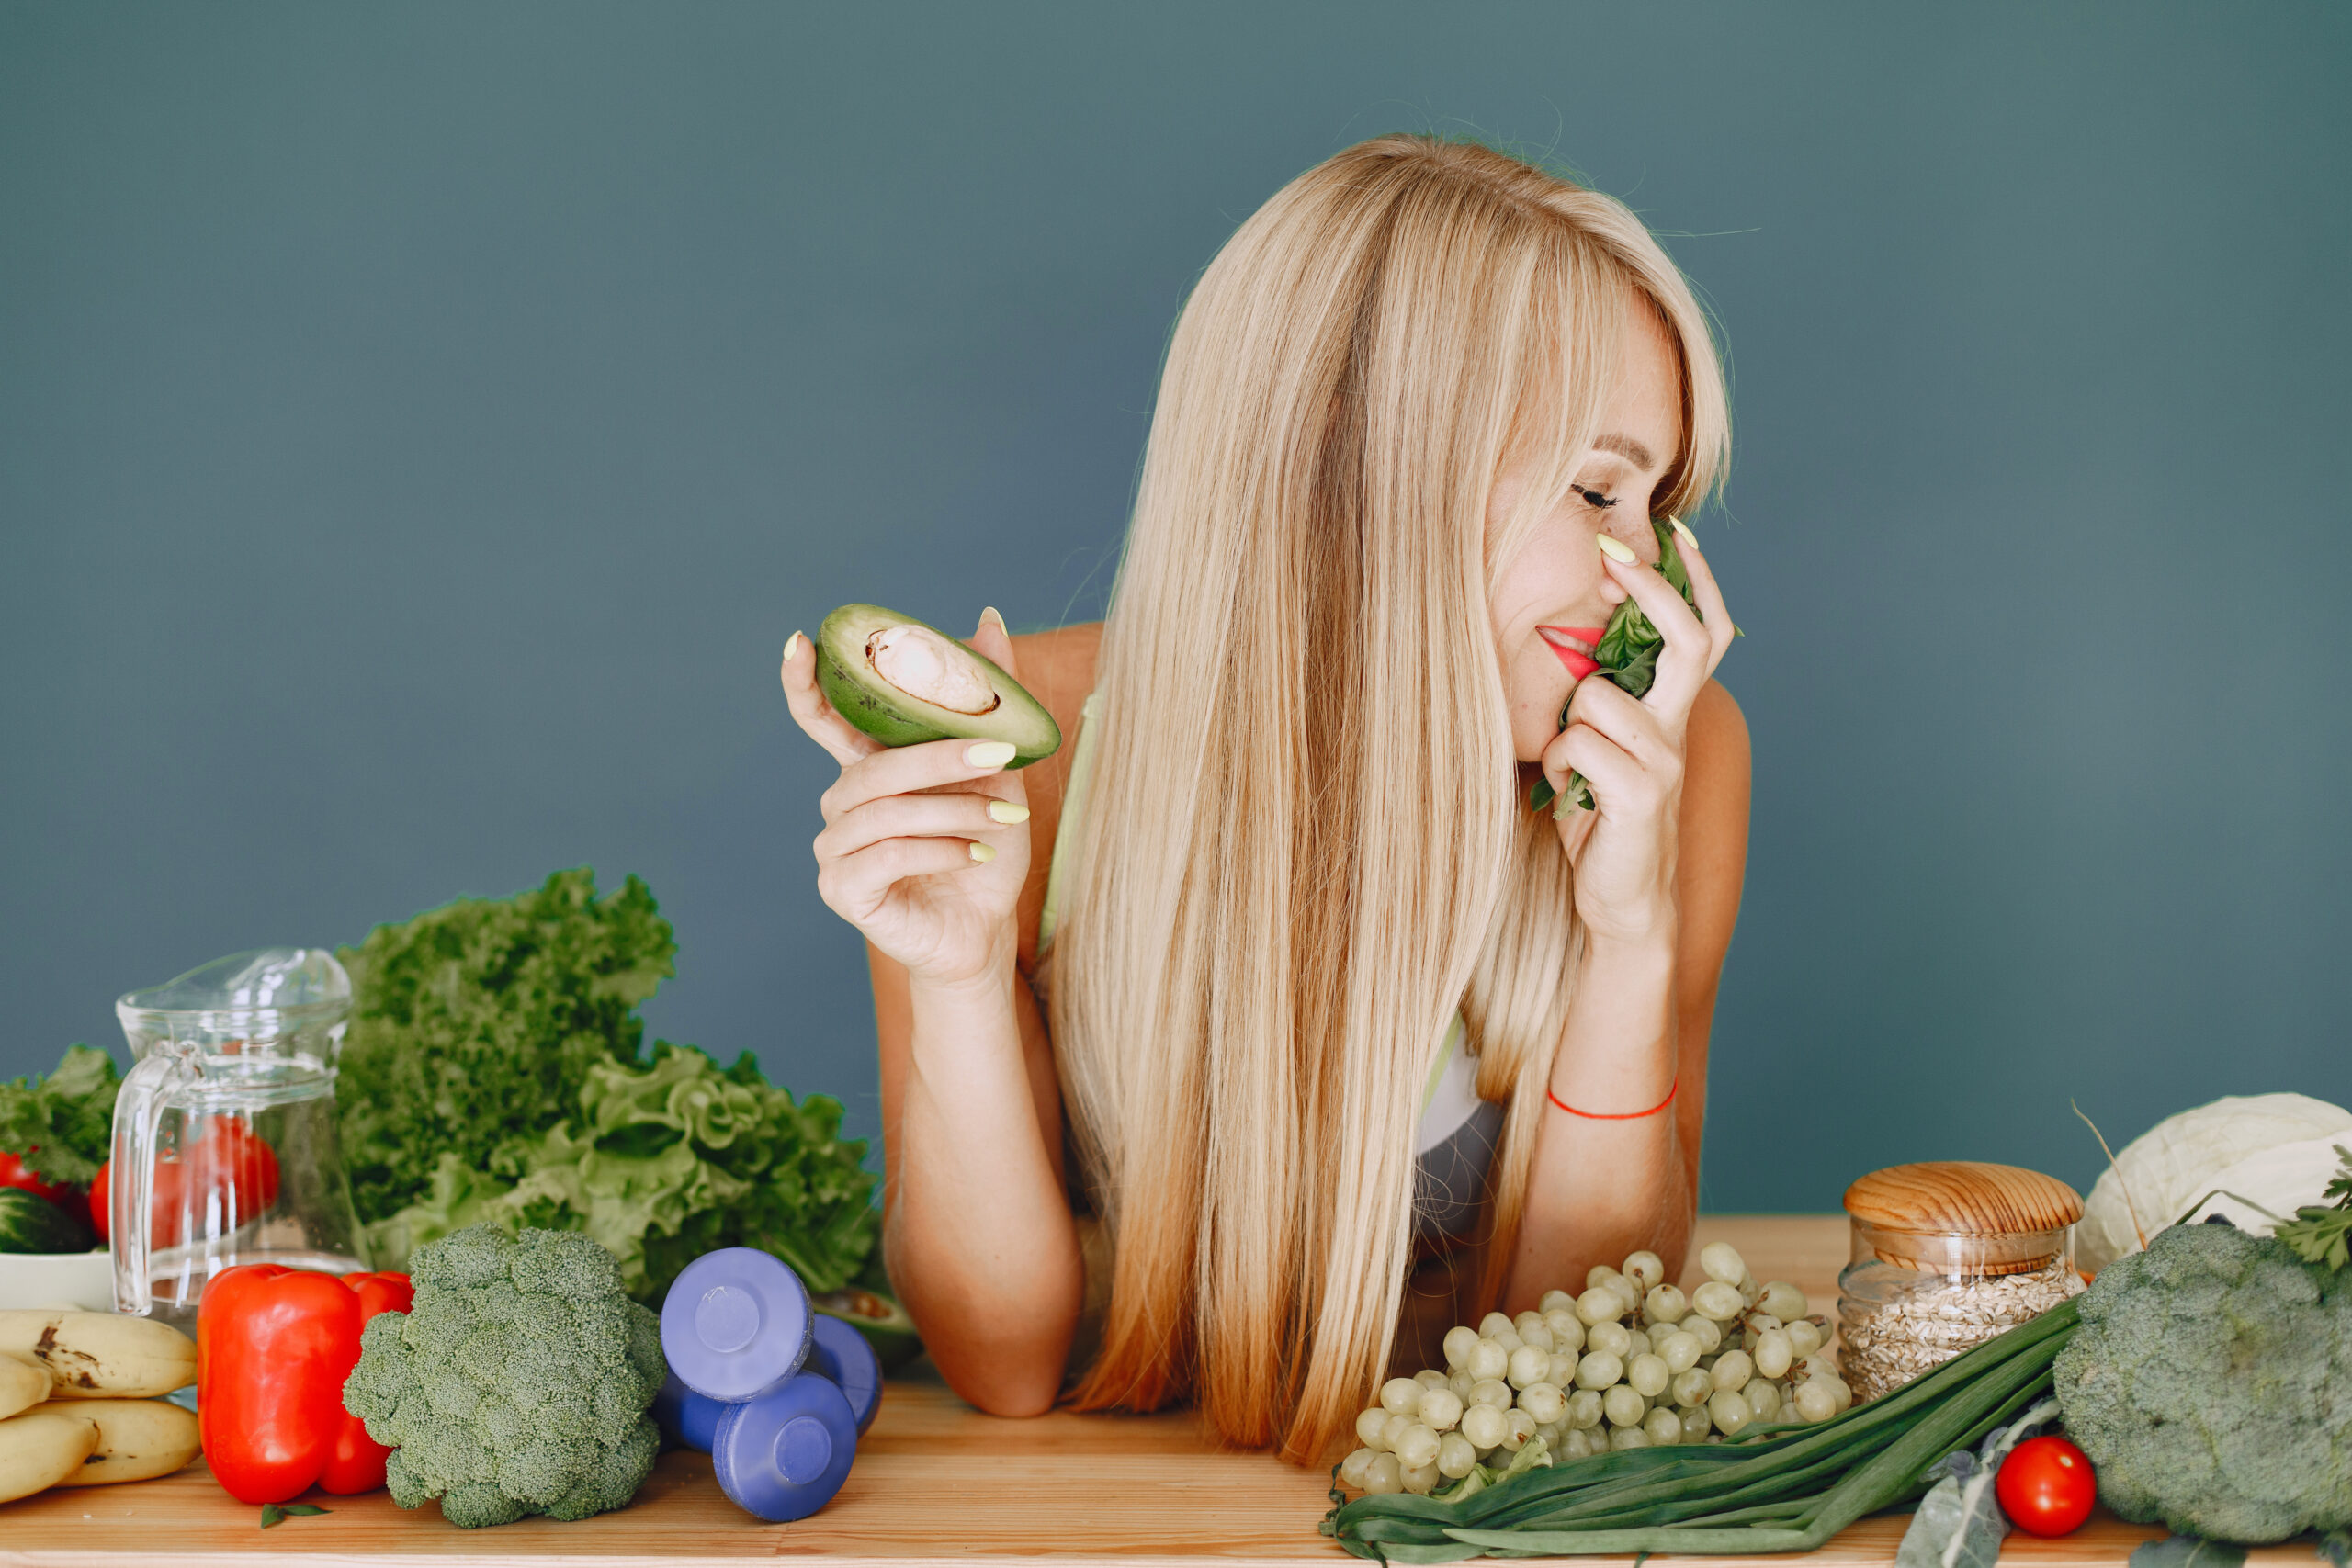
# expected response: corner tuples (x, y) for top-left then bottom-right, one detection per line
(907, 933), (1021, 1009)
(1580, 921), (1678, 973)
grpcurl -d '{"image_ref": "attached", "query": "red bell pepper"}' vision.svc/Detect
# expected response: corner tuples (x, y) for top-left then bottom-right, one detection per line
(198, 1265), (413, 1504)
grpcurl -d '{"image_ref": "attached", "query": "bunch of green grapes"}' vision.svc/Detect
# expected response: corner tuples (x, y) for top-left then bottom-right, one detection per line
(1339, 1243), (1857, 1496)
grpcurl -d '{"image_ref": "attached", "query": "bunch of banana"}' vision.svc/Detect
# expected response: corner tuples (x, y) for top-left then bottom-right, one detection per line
(0, 1312), (202, 1506)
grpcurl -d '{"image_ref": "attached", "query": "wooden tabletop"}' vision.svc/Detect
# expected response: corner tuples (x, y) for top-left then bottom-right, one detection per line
(0, 1217), (2312, 1567)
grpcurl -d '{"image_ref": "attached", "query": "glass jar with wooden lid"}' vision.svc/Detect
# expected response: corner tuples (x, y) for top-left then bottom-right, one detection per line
(1837, 1161), (2086, 1404)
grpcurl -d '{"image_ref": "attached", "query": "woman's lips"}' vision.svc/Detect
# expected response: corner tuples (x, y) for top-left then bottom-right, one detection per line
(1538, 626), (1607, 681)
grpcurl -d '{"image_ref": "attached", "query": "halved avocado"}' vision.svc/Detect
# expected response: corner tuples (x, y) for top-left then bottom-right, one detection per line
(816, 604), (1061, 767)
(811, 1284), (925, 1374)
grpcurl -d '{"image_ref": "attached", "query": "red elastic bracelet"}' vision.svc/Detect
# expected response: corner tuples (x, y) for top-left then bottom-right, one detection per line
(1547, 1073), (1678, 1121)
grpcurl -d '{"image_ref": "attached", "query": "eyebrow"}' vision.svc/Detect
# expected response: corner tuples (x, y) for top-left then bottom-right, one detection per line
(1592, 434), (1656, 472)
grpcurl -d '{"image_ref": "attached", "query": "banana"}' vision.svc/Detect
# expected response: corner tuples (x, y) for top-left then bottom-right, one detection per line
(0, 1353), (49, 1420)
(0, 1311), (197, 1400)
(49, 1398), (201, 1486)
(0, 1407), (100, 1505)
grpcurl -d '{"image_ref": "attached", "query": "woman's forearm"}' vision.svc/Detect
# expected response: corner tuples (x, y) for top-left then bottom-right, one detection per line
(1500, 932), (1693, 1311)
(888, 954), (1083, 1415)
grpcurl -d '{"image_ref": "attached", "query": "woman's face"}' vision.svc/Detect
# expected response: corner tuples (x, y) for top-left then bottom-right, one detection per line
(1488, 299), (1686, 763)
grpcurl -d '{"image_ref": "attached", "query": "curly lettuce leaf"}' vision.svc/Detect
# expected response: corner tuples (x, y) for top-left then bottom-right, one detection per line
(364, 1042), (877, 1303)
(335, 868), (676, 1223)
(0, 1044), (123, 1185)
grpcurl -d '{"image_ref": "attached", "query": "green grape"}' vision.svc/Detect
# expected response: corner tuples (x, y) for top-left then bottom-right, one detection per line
(1643, 1283), (1689, 1324)
(1514, 1314), (1555, 1353)
(1468, 1376), (1512, 1410)
(1517, 1382), (1566, 1425)
(1660, 1330), (1702, 1375)
(1707, 1387), (1753, 1437)
(1458, 1403), (1508, 1450)
(1381, 1377), (1422, 1415)
(1743, 1378), (1781, 1420)
(1546, 1350), (1578, 1388)
(1542, 1309), (1585, 1351)
(1609, 1427), (1651, 1451)
(1760, 1280), (1807, 1320)
(1447, 1369), (1476, 1401)
(1671, 1367), (1713, 1408)
(1621, 1250), (1666, 1292)
(1575, 1286), (1624, 1327)
(1354, 1406), (1389, 1449)
(1442, 1324), (1480, 1370)
(1573, 1350), (1623, 1391)
(1363, 1453), (1403, 1495)
(1380, 1413), (1416, 1452)
(1643, 1404), (1683, 1446)
(1792, 1380), (1838, 1424)
(1478, 1311), (1515, 1339)
(1416, 1387), (1464, 1432)
(1340, 1447), (1375, 1489)
(1437, 1430), (1477, 1478)
(1393, 1422), (1441, 1472)
(1414, 1368), (1450, 1392)
(1466, 1338), (1510, 1382)
(1679, 1403), (1713, 1441)
(1691, 1281), (1745, 1322)
(1586, 1320), (1634, 1359)
(1710, 1349), (1755, 1393)
(1560, 1426), (1596, 1460)
(1602, 1384), (1647, 1427)
(1698, 1242), (1747, 1285)
(1785, 1320), (1824, 1359)
(1566, 1388), (1605, 1430)
(1626, 1352), (1670, 1399)
(1753, 1327), (1792, 1380)
(1501, 1408), (1537, 1450)
(1401, 1457), (1441, 1495)
(1685, 1314), (1724, 1354)
(1537, 1288), (1576, 1316)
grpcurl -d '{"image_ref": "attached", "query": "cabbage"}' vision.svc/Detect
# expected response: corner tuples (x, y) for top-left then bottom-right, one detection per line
(2079, 1093), (2352, 1274)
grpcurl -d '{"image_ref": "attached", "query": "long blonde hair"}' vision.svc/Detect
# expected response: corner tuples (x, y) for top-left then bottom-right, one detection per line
(1042, 134), (1731, 1464)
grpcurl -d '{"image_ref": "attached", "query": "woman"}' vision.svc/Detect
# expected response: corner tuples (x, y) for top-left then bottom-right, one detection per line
(780, 134), (1748, 1466)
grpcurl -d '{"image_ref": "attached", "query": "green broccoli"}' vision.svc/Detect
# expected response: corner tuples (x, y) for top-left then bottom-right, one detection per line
(2053, 1221), (2352, 1544)
(343, 1224), (667, 1528)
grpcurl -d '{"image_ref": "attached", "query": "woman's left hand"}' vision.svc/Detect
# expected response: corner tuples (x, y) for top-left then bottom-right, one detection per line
(1539, 525), (1736, 948)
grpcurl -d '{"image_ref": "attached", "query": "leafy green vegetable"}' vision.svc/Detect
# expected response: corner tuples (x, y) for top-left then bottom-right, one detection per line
(1893, 1396), (2059, 1568)
(0, 1044), (123, 1186)
(335, 869), (677, 1223)
(2128, 1537), (2247, 1568)
(344, 1224), (666, 1529)
(2273, 1144), (2352, 1272)
(362, 1042), (879, 1305)
(1530, 516), (1702, 818)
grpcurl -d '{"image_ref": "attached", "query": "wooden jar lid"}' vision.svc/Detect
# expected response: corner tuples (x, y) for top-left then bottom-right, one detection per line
(1844, 1162), (2083, 1236)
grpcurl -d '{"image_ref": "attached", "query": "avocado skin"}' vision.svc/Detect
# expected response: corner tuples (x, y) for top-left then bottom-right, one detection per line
(815, 603), (1062, 767)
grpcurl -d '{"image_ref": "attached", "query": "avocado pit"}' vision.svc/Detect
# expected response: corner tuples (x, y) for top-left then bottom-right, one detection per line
(865, 625), (1001, 716)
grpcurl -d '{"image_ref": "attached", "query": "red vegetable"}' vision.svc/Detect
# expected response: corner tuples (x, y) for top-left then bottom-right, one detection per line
(0, 1149), (83, 1218)
(1996, 1434), (2097, 1537)
(91, 1120), (281, 1246)
(197, 1265), (413, 1505)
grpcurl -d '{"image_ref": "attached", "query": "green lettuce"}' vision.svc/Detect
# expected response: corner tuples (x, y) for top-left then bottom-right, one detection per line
(335, 868), (677, 1223)
(0, 1044), (123, 1186)
(363, 1042), (879, 1304)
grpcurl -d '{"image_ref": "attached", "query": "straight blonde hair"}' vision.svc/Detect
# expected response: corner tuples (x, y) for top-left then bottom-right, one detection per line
(1042, 134), (1731, 1464)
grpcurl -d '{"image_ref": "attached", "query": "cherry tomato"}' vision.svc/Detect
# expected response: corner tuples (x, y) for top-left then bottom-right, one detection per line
(1996, 1434), (2097, 1537)
(0, 1149), (79, 1209)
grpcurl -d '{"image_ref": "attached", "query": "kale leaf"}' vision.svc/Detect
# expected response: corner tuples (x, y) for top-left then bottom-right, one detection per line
(0, 1044), (124, 1186)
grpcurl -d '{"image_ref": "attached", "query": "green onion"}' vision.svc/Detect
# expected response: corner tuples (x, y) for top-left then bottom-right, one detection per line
(1322, 1297), (2080, 1560)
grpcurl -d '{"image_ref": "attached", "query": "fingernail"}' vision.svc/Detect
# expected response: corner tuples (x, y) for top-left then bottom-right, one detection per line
(1597, 535), (1637, 563)
(783, 631), (803, 662)
(967, 841), (997, 863)
(987, 799), (1030, 824)
(1668, 516), (1698, 549)
(965, 740), (1017, 768)
(982, 605), (1007, 636)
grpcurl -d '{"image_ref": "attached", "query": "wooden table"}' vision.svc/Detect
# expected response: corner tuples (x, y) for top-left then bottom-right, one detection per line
(0, 1217), (2312, 1567)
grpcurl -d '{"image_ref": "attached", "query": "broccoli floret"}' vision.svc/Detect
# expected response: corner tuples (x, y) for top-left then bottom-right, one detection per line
(344, 1224), (667, 1528)
(2053, 1221), (2352, 1544)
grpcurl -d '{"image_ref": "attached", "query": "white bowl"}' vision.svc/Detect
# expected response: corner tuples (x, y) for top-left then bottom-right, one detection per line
(0, 1250), (116, 1312)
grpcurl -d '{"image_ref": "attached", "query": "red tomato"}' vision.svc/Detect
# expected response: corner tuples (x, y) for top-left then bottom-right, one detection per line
(1997, 1435), (2097, 1537)
(89, 1120), (283, 1247)
(0, 1149), (81, 1211)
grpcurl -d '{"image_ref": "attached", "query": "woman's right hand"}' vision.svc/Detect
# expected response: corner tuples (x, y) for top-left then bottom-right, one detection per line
(780, 609), (1035, 988)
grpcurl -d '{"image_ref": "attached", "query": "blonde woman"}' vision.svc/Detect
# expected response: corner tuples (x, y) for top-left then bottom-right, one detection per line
(780, 134), (1749, 1466)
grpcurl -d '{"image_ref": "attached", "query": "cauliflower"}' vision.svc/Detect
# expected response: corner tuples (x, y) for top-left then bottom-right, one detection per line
(2053, 1221), (2352, 1544)
(343, 1224), (667, 1528)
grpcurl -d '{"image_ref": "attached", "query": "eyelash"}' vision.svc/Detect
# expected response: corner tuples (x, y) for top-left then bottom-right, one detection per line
(1570, 483), (1619, 512)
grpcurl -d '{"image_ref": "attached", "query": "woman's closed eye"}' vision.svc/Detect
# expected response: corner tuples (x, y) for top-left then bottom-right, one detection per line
(1570, 482), (1619, 512)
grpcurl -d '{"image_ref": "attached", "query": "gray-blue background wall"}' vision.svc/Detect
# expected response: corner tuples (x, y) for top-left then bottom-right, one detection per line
(5, 2), (2346, 1211)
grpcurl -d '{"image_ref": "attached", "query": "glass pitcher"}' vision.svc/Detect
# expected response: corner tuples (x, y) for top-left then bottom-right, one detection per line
(110, 948), (368, 1325)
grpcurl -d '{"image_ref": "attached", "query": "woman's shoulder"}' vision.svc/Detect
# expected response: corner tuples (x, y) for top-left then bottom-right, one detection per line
(1009, 623), (1102, 972)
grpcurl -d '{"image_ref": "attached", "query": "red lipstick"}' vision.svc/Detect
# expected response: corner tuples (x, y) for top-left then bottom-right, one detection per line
(1538, 626), (1607, 681)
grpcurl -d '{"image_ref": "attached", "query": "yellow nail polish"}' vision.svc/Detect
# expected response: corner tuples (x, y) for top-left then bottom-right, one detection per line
(988, 799), (1030, 824)
(982, 605), (1007, 636)
(783, 631), (803, 662)
(968, 841), (997, 863)
(1597, 535), (1637, 563)
(1669, 516), (1698, 549)
(965, 740), (1017, 768)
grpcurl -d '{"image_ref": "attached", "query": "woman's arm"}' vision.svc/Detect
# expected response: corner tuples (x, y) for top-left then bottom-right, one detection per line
(1501, 680), (1750, 1308)
(868, 940), (1080, 1415)
(780, 616), (1091, 1415)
